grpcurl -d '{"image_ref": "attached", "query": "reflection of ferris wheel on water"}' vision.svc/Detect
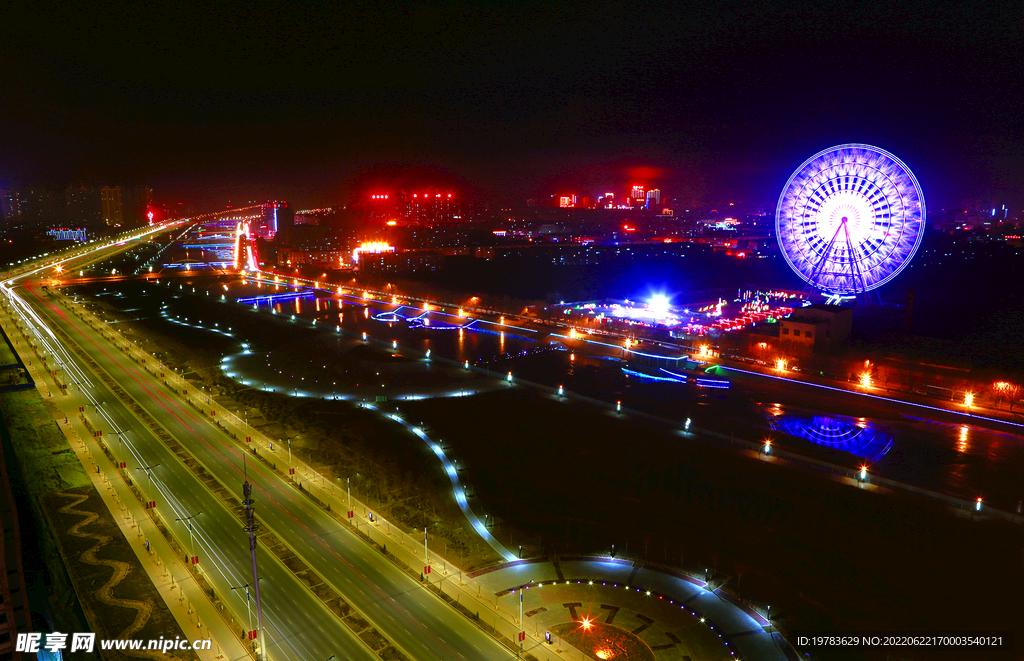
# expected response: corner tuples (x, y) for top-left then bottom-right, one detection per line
(776, 144), (926, 297)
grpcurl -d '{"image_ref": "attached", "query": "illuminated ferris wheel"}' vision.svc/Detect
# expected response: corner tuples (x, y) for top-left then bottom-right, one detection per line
(775, 144), (926, 296)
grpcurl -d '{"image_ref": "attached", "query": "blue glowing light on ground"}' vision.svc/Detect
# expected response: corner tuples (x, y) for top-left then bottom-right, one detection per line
(772, 414), (893, 462)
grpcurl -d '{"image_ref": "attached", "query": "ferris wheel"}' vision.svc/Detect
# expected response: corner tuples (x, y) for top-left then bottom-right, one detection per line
(775, 144), (926, 296)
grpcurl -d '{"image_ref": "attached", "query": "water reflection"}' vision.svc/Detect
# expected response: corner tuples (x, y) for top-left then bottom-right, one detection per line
(772, 415), (894, 462)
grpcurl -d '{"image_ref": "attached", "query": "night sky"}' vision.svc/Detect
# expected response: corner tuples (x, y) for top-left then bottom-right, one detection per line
(2, 0), (1021, 208)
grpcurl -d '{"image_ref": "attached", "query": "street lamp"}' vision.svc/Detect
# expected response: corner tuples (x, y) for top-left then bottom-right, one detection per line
(231, 583), (255, 645)
(135, 463), (159, 495)
(175, 510), (202, 572)
(422, 522), (437, 579)
(511, 579), (535, 657)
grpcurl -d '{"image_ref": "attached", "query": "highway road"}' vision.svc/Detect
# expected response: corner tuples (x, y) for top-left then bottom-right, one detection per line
(13, 244), (519, 660)
(4, 246), (379, 661)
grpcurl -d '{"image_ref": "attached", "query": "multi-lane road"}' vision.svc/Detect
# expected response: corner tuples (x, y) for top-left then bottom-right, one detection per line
(6, 231), (519, 661)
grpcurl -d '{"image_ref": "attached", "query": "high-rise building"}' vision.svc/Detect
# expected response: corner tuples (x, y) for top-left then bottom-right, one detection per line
(123, 186), (154, 226)
(65, 186), (103, 227)
(101, 186), (123, 226)
(631, 185), (645, 203)
(20, 188), (66, 225)
(646, 189), (661, 207)
(259, 201), (293, 240)
(402, 190), (457, 224)
(0, 190), (23, 221)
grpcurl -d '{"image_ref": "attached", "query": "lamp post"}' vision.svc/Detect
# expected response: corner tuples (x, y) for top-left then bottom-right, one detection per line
(510, 579), (534, 657)
(175, 510), (202, 573)
(242, 479), (267, 661)
(230, 583), (254, 645)
(135, 462), (159, 497)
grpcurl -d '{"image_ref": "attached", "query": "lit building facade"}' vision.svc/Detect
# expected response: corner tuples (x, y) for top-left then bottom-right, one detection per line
(101, 186), (123, 226)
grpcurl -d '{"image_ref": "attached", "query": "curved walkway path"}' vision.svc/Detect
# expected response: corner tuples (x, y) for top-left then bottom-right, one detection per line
(471, 555), (795, 660)
(362, 402), (517, 562)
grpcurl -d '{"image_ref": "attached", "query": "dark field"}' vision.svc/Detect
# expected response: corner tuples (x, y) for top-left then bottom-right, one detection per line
(397, 388), (1023, 660)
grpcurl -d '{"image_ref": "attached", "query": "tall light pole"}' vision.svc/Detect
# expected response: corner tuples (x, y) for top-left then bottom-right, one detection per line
(135, 462), (159, 498)
(230, 583), (254, 646)
(242, 479), (267, 661)
(423, 521), (437, 578)
(175, 510), (202, 573)
(510, 579), (534, 657)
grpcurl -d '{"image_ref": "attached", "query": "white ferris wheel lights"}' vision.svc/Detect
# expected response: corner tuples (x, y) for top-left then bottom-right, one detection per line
(776, 144), (926, 295)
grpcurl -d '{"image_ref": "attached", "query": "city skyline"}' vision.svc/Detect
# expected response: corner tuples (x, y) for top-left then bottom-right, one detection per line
(0, 1), (1022, 210)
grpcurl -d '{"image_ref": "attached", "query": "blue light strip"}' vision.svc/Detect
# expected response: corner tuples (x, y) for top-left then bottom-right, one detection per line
(718, 366), (1024, 429)
(623, 368), (684, 383)
(550, 333), (689, 362)
(658, 368), (689, 382)
(236, 291), (314, 304)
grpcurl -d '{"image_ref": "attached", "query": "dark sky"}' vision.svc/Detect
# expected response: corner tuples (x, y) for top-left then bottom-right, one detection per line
(1, 0), (1022, 209)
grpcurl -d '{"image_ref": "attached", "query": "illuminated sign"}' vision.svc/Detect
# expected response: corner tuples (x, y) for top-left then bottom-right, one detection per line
(352, 241), (395, 263)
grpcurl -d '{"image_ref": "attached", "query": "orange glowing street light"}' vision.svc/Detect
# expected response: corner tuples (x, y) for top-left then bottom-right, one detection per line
(964, 392), (974, 407)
